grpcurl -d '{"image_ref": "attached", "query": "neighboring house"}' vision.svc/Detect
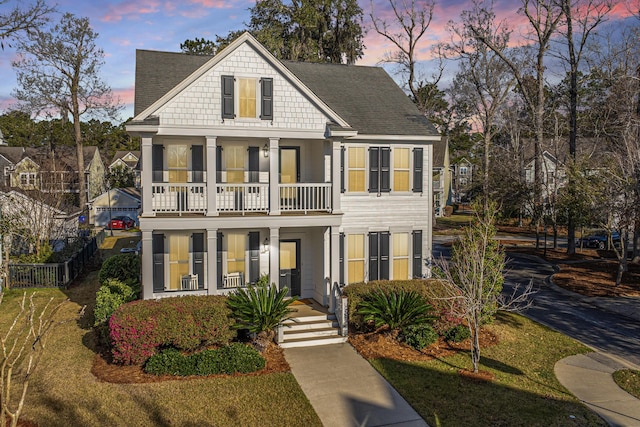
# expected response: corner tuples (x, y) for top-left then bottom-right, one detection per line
(126, 34), (439, 318)
(0, 189), (80, 254)
(0, 145), (106, 202)
(452, 157), (474, 203)
(524, 150), (565, 205)
(90, 187), (141, 226)
(110, 150), (141, 188)
(432, 137), (451, 216)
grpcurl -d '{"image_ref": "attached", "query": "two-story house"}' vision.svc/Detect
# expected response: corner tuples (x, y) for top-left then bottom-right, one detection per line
(432, 137), (451, 216)
(452, 157), (474, 203)
(109, 150), (141, 188)
(127, 34), (439, 315)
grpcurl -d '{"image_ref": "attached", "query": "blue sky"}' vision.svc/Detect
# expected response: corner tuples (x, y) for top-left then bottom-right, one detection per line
(0, 0), (636, 122)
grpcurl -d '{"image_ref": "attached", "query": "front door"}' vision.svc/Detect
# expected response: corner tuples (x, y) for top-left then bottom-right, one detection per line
(280, 239), (301, 297)
(280, 147), (299, 209)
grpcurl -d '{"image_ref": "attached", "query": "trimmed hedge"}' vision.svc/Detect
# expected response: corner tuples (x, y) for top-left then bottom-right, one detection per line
(94, 278), (137, 327)
(98, 253), (141, 287)
(343, 279), (464, 334)
(109, 295), (236, 365)
(144, 343), (266, 376)
(400, 324), (439, 350)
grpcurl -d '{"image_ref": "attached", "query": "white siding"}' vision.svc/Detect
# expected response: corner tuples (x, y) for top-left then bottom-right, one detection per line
(156, 44), (329, 131)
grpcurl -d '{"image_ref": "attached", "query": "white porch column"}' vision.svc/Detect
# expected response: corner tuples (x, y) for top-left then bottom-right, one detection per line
(141, 230), (153, 299)
(332, 140), (342, 213)
(269, 137), (280, 215)
(140, 135), (154, 217)
(323, 227), (331, 309)
(269, 227), (280, 289)
(206, 228), (218, 294)
(206, 136), (218, 216)
(329, 226), (341, 312)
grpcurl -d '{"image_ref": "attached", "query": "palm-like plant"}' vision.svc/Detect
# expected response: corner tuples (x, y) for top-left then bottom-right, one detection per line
(227, 282), (296, 349)
(357, 290), (433, 332)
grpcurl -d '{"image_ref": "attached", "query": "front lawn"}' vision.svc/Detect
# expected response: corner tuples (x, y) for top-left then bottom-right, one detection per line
(362, 312), (607, 426)
(0, 265), (320, 426)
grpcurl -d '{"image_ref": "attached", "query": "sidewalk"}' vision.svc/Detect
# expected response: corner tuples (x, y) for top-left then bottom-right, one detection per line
(284, 343), (428, 427)
(518, 252), (640, 426)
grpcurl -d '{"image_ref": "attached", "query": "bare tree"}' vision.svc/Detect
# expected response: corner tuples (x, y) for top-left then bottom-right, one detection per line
(0, 0), (54, 49)
(0, 293), (77, 427)
(369, 0), (442, 110)
(469, 0), (563, 248)
(444, 1), (516, 206)
(554, 0), (614, 254)
(435, 200), (533, 373)
(12, 13), (121, 217)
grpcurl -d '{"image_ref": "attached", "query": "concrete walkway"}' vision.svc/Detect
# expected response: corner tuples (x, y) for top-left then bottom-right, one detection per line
(284, 343), (428, 427)
(555, 352), (640, 427)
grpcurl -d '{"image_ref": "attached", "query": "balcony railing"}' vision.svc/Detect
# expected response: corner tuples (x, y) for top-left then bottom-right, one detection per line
(279, 183), (332, 213)
(150, 182), (332, 215)
(217, 183), (269, 214)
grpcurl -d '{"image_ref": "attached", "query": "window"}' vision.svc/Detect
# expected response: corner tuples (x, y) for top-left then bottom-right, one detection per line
(347, 234), (364, 284)
(221, 75), (273, 120)
(168, 145), (188, 183)
(239, 78), (257, 118)
(19, 172), (36, 186)
(226, 146), (245, 183)
(393, 233), (409, 280)
(227, 233), (246, 276)
(348, 147), (365, 192)
(394, 148), (410, 191)
(168, 234), (189, 291)
(460, 166), (468, 175)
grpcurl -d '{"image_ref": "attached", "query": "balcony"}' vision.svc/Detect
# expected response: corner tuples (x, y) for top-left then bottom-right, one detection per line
(150, 182), (332, 215)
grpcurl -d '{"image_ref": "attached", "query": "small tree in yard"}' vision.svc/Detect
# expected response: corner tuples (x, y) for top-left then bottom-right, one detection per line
(1, 293), (79, 427)
(436, 200), (533, 373)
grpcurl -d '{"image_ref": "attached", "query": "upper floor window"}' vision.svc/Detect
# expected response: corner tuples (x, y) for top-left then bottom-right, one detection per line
(168, 145), (188, 183)
(221, 75), (273, 121)
(348, 147), (365, 192)
(460, 166), (468, 175)
(226, 146), (245, 183)
(394, 148), (410, 191)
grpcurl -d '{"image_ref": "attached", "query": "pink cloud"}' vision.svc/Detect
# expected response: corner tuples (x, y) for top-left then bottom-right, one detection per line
(113, 86), (136, 107)
(101, 0), (162, 23)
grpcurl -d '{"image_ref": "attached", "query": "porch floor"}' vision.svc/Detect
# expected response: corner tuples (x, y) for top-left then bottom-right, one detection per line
(288, 299), (329, 318)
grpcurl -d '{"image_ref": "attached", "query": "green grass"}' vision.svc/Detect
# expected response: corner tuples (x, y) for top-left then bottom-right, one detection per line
(369, 312), (607, 426)
(613, 369), (640, 399)
(0, 245), (321, 427)
(435, 213), (474, 229)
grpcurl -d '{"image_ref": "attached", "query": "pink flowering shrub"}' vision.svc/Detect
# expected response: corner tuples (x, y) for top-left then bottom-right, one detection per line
(109, 295), (236, 365)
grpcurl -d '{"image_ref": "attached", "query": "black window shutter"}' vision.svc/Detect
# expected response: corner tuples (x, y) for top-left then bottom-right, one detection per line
(216, 146), (222, 183)
(249, 231), (260, 284)
(192, 233), (205, 289)
(260, 78), (273, 120)
(221, 75), (234, 119)
(340, 147), (345, 193)
(412, 230), (423, 278)
(248, 146), (259, 183)
(339, 233), (345, 285)
(152, 145), (163, 182)
(217, 232), (223, 289)
(380, 232), (390, 280)
(380, 147), (391, 192)
(413, 148), (423, 193)
(152, 234), (165, 292)
(369, 232), (379, 281)
(192, 145), (203, 183)
(369, 147), (379, 193)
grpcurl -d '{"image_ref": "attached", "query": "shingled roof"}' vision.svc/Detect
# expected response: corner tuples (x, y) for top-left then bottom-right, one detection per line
(133, 42), (439, 137)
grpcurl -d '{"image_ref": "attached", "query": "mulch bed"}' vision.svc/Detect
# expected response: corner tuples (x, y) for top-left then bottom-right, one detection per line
(91, 342), (290, 384)
(349, 328), (498, 362)
(553, 261), (640, 297)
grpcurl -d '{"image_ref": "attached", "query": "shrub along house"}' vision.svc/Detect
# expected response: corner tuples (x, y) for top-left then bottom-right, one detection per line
(126, 33), (439, 345)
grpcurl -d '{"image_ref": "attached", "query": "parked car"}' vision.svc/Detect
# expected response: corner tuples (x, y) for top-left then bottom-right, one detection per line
(108, 216), (136, 230)
(120, 240), (142, 255)
(575, 230), (620, 250)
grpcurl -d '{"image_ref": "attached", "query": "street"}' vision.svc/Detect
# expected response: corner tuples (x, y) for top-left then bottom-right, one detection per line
(433, 235), (640, 369)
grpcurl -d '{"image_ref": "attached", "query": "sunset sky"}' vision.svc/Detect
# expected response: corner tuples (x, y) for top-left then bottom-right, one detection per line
(0, 0), (637, 121)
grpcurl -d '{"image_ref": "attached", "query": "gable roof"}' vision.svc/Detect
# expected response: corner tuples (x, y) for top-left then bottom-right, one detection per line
(0, 146), (26, 164)
(111, 150), (140, 169)
(132, 33), (438, 138)
(432, 137), (448, 168)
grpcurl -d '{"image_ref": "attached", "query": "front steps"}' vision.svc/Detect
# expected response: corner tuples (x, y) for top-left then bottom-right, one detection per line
(279, 313), (348, 348)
